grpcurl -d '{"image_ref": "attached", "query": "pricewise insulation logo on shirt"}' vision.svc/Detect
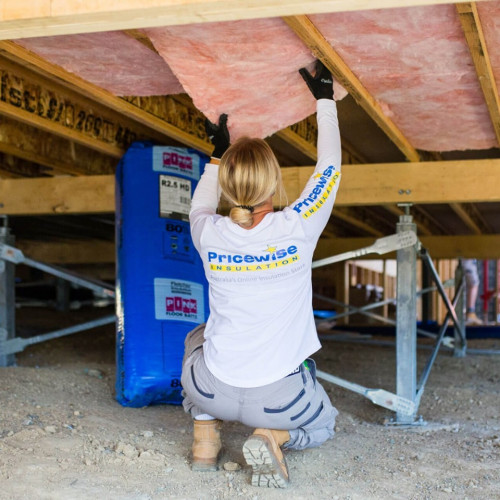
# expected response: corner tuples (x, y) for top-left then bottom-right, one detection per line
(293, 165), (340, 219)
(208, 244), (300, 272)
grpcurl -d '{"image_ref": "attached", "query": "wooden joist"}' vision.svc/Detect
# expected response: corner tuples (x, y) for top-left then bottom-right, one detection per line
(456, 2), (500, 146)
(449, 202), (490, 235)
(275, 128), (317, 161)
(3, 158), (500, 215)
(0, 100), (125, 158)
(0, 116), (117, 176)
(0, 41), (333, 167)
(276, 122), (368, 164)
(0, 41), (212, 154)
(0, 0), (489, 40)
(333, 207), (385, 237)
(283, 15), (421, 162)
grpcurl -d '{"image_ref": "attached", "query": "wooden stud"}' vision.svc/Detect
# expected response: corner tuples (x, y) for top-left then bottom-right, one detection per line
(282, 15), (421, 162)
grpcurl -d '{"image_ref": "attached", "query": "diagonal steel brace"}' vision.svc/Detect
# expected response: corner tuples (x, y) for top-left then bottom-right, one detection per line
(0, 242), (115, 298)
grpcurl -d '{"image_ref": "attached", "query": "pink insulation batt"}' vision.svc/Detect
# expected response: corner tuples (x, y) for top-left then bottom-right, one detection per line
(145, 18), (347, 141)
(17, 32), (184, 96)
(146, 4), (497, 151)
(309, 4), (497, 151)
(17, 3), (500, 151)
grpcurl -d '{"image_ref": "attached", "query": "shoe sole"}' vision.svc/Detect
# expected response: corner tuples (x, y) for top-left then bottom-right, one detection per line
(242, 436), (289, 488)
(191, 447), (222, 472)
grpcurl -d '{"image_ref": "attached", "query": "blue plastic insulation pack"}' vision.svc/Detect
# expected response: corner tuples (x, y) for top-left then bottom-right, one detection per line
(115, 143), (209, 407)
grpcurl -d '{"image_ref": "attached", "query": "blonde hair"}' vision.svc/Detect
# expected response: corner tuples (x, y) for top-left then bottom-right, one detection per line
(218, 137), (287, 227)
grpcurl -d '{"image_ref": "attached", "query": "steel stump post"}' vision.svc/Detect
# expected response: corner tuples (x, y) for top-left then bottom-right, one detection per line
(0, 216), (16, 367)
(395, 205), (418, 423)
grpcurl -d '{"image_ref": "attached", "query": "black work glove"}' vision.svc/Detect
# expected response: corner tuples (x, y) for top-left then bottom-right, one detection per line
(299, 60), (334, 100)
(205, 113), (230, 158)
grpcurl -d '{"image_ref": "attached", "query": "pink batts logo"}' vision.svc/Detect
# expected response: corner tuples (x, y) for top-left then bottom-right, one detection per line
(163, 152), (193, 172)
(166, 296), (198, 314)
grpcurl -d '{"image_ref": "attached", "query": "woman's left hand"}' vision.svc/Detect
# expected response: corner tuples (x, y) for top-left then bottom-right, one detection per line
(205, 113), (230, 158)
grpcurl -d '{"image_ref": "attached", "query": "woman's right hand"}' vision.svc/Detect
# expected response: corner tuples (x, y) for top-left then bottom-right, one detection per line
(299, 60), (334, 100)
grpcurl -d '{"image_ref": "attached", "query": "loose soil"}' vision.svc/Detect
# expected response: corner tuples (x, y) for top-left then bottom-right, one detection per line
(1, 308), (499, 499)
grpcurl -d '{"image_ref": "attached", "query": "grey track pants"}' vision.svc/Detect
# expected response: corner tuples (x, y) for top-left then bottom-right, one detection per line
(180, 324), (338, 451)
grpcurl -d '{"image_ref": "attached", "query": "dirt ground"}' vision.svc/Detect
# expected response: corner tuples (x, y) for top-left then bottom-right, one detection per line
(1, 308), (499, 500)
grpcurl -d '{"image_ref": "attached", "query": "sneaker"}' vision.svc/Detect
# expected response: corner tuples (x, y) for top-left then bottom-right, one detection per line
(466, 312), (483, 326)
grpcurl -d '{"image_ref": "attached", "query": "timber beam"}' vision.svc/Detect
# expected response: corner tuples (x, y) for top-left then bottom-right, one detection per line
(283, 159), (500, 206)
(0, 175), (115, 215)
(0, 0), (490, 40)
(3, 158), (500, 215)
(17, 239), (115, 264)
(16, 233), (500, 264)
(315, 234), (500, 260)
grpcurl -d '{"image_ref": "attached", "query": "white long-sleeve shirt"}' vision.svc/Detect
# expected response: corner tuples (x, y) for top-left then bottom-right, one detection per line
(189, 99), (342, 388)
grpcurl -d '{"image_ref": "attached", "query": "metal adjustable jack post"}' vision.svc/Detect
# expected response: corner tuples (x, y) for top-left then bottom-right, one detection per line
(389, 205), (467, 425)
(312, 205), (420, 420)
(315, 204), (497, 425)
(393, 203), (420, 425)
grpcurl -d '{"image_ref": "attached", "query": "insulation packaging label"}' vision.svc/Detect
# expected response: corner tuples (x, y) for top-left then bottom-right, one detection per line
(152, 147), (201, 180)
(159, 175), (192, 221)
(154, 278), (205, 323)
